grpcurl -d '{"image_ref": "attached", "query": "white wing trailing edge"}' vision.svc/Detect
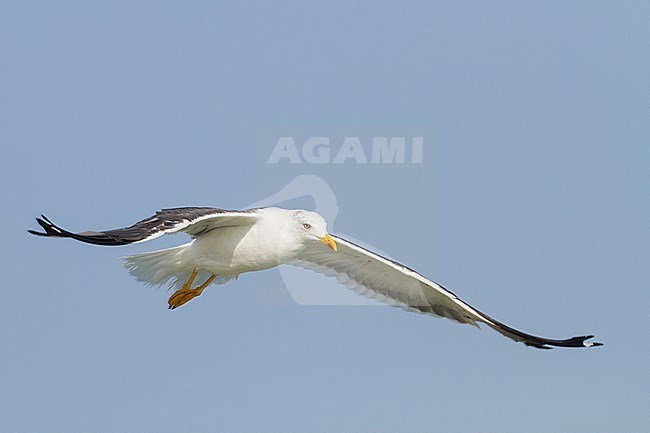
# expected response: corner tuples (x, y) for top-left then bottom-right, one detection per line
(28, 207), (260, 246)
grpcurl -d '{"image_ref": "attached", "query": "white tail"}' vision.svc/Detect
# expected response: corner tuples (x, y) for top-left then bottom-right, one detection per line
(123, 243), (237, 291)
(122, 243), (200, 290)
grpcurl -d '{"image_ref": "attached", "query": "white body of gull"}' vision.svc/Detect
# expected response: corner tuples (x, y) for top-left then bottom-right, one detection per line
(29, 206), (602, 349)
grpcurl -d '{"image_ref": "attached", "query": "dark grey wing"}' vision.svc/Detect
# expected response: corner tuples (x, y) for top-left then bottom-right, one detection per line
(28, 207), (260, 246)
(291, 235), (602, 349)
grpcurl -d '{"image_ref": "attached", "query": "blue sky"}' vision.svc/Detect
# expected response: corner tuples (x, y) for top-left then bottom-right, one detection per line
(2, 2), (649, 432)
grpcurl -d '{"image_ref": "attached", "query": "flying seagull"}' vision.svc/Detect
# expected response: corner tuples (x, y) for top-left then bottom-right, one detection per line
(29, 206), (602, 349)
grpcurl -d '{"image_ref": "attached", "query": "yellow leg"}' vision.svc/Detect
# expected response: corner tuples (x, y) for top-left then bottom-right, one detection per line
(168, 269), (216, 310)
(182, 268), (199, 290)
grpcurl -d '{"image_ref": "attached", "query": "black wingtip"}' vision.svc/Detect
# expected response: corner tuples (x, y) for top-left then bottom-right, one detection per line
(536, 334), (603, 349)
(579, 335), (604, 348)
(29, 215), (77, 240)
(472, 306), (603, 349)
(29, 215), (67, 238)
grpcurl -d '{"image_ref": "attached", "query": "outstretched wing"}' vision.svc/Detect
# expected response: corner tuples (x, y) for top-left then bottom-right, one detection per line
(291, 235), (602, 349)
(28, 207), (260, 246)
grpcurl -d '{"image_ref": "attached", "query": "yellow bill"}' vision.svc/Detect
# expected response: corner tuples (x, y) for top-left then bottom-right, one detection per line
(318, 234), (337, 251)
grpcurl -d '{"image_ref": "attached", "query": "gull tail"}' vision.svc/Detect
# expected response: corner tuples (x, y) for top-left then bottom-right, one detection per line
(122, 244), (234, 291)
(122, 244), (199, 290)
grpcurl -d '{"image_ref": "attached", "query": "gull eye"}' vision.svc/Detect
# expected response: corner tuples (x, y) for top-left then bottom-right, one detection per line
(302, 223), (312, 230)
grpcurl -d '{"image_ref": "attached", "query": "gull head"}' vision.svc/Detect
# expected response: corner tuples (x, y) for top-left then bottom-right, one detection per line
(291, 210), (337, 251)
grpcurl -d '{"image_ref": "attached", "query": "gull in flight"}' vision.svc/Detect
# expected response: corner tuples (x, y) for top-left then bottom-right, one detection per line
(29, 206), (602, 349)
